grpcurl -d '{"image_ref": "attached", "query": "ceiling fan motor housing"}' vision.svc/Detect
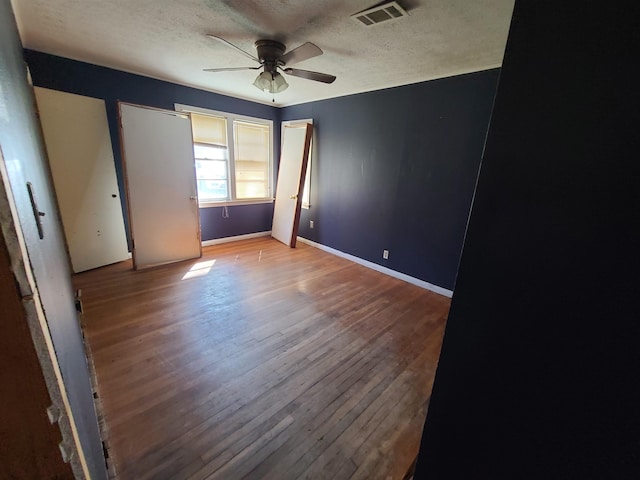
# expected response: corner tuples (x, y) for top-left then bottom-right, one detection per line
(255, 39), (286, 72)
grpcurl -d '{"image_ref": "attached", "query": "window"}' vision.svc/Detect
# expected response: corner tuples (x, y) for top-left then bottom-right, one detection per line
(192, 114), (229, 200)
(234, 121), (270, 199)
(301, 138), (312, 209)
(177, 104), (273, 205)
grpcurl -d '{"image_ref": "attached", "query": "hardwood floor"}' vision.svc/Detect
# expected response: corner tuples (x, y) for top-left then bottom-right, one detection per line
(74, 237), (450, 480)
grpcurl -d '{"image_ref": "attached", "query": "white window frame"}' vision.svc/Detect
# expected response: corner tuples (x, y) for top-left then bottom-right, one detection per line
(175, 103), (274, 207)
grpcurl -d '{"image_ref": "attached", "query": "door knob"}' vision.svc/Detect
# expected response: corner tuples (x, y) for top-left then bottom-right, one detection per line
(289, 194), (298, 200)
(189, 195), (197, 200)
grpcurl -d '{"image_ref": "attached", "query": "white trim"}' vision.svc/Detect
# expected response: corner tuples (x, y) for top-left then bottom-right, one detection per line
(202, 230), (272, 246)
(199, 198), (274, 208)
(281, 118), (314, 126)
(297, 237), (453, 298)
(175, 104), (274, 127)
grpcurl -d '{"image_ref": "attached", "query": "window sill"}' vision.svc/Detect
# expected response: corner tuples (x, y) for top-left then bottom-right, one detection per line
(199, 198), (274, 208)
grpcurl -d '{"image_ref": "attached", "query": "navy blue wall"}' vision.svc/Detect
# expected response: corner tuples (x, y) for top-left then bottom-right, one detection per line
(24, 50), (280, 243)
(282, 70), (499, 291)
(25, 49), (499, 290)
(415, 1), (640, 478)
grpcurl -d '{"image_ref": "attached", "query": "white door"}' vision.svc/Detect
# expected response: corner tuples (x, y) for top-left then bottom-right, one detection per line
(272, 122), (313, 247)
(119, 103), (201, 269)
(34, 87), (129, 273)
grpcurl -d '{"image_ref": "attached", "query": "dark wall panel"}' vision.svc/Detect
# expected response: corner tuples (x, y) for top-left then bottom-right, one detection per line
(415, 1), (640, 478)
(199, 202), (274, 240)
(24, 50), (280, 242)
(282, 71), (499, 290)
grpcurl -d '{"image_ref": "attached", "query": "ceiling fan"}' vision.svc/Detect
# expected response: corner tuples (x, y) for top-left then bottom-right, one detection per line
(204, 35), (336, 95)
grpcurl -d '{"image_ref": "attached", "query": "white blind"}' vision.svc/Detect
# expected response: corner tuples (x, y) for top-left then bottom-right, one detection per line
(234, 121), (269, 163)
(191, 113), (227, 146)
(234, 121), (270, 199)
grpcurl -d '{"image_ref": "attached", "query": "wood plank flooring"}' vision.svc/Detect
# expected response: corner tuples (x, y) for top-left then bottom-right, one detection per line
(73, 237), (450, 480)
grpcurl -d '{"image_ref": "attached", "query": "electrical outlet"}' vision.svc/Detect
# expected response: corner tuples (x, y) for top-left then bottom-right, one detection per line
(383, 249), (389, 260)
(310, 220), (314, 229)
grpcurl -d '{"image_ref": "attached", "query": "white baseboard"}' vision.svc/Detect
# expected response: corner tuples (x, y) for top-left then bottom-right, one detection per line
(296, 236), (453, 298)
(202, 231), (271, 246)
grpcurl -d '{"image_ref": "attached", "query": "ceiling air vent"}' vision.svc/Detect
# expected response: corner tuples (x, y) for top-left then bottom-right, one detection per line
(352, 1), (408, 26)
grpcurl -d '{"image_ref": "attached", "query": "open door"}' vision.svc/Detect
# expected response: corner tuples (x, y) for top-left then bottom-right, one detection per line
(119, 102), (201, 269)
(34, 87), (129, 273)
(272, 122), (313, 247)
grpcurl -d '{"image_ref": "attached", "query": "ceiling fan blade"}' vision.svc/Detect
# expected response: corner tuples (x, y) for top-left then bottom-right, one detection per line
(283, 68), (336, 84)
(203, 66), (261, 72)
(279, 42), (323, 66)
(207, 35), (260, 63)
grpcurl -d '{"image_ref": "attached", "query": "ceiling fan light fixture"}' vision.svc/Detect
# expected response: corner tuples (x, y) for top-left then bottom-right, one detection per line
(271, 72), (289, 93)
(253, 71), (272, 91)
(253, 71), (288, 93)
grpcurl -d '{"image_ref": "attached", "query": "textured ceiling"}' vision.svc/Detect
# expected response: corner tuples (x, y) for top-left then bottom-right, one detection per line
(12, 0), (514, 107)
